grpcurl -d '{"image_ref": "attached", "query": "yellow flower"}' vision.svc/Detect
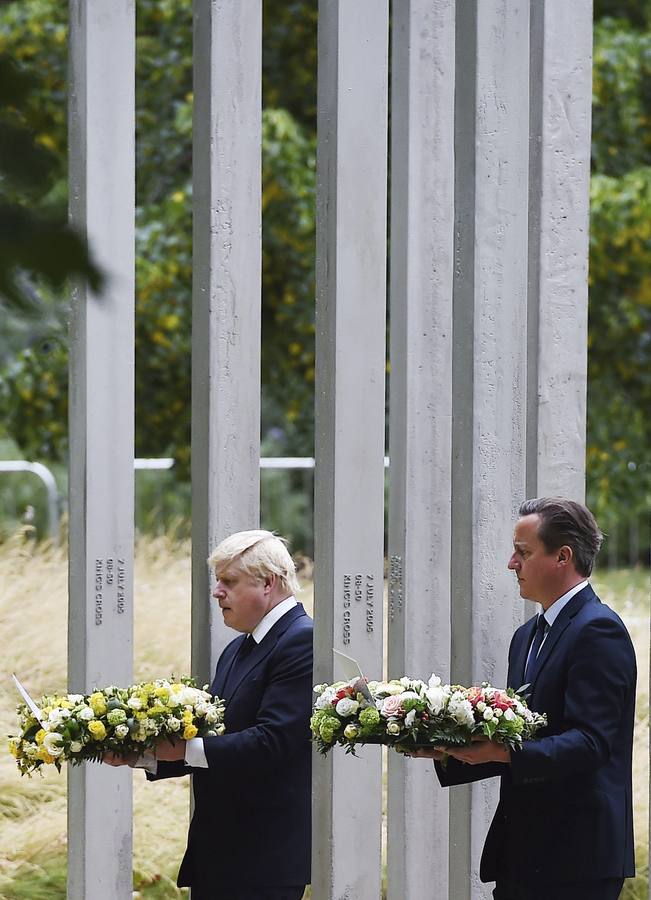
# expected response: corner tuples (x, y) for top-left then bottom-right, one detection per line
(8, 740), (20, 758)
(88, 720), (107, 741)
(37, 748), (55, 764)
(147, 704), (166, 717)
(182, 710), (194, 725)
(183, 724), (198, 740)
(35, 729), (46, 745)
(89, 693), (107, 715)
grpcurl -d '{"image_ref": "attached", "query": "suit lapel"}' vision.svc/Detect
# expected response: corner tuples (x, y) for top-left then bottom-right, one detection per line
(526, 585), (596, 691)
(512, 617), (538, 690)
(223, 604), (307, 702)
(212, 639), (242, 698)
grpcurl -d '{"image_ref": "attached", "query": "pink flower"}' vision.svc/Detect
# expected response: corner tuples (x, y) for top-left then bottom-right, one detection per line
(491, 691), (514, 712)
(381, 695), (404, 718)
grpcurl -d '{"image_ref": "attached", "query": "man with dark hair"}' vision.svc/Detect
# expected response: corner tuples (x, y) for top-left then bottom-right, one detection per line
(412, 497), (637, 900)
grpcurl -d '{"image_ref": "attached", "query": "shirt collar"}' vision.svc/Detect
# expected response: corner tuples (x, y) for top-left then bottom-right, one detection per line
(251, 595), (297, 643)
(542, 580), (589, 628)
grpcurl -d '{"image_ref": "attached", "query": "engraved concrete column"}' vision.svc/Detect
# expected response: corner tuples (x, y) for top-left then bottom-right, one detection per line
(527, 0), (593, 502)
(191, 0), (262, 684)
(67, 2), (135, 898)
(312, 2), (388, 897)
(387, 2), (455, 898)
(450, 3), (530, 898)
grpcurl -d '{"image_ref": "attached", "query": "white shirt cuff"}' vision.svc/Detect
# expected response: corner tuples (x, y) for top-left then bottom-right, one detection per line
(184, 737), (208, 768)
(133, 750), (158, 774)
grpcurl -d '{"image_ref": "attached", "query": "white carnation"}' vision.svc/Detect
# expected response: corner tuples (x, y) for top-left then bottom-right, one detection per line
(315, 687), (337, 710)
(448, 697), (475, 728)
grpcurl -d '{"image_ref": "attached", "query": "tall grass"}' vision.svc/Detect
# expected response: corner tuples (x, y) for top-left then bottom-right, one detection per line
(0, 535), (647, 898)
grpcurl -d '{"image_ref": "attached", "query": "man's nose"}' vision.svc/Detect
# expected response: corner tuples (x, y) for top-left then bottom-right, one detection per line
(507, 554), (518, 570)
(213, 583), (225, 598)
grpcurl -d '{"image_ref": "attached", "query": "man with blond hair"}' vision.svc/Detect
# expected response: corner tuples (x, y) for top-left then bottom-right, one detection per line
(112, 530), (313, 899)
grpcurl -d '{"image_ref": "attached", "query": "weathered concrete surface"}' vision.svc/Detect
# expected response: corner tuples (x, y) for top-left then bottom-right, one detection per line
(450, 3), (530, 897)
(67, 2), (135, 897)
(191, 0), (262, 685)
(387, 2), (455, 897)
(312, 2), (388, 897)
(527, 0), (592, 502)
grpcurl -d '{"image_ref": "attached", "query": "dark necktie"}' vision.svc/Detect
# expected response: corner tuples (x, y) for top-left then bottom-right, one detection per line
(524, 615), (549, 685)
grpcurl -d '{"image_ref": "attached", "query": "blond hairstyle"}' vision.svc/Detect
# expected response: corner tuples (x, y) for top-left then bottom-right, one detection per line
(208, 530), (300, 596)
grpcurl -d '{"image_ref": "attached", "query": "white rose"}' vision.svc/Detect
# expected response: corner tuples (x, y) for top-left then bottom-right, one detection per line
(503, 708), (515, 721)
(386, 721), (401, 735)
(127, 697), (143, 710)
(428, 674), (442, 689)
(493, 707), (503, 718)
(70, 741), (83, 754)
(343, 724), (359, 740)
(335, 698), (359, 717)
(476, 701), (486, 713)
(483, 707), (494, 721)
(404, 709), (416, 728)
(204, 710), (218, 724)
(43, 732), (64, 757)
(114, 724), (129, 739)
(79, 707), (95, 721)
(167, 716), (181, 732)
(68, 694), (85, 704)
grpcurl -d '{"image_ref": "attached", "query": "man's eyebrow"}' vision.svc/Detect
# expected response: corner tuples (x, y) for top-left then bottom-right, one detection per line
(513, 541), (528, 549)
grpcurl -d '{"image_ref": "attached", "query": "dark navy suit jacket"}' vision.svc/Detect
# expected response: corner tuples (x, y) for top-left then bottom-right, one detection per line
(438, 585), (636, 885)
(149, 603), (313, 893)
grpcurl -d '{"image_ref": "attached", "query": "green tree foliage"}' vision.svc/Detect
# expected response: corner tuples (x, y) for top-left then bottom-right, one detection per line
(588, 7), (651, 529)
(0, 0), (317, 471)
(1, 0), (650, 541)
(0, 47), (98, 313)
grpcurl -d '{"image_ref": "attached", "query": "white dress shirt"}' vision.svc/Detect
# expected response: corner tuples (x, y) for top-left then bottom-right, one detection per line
(524, 580), (589, 672)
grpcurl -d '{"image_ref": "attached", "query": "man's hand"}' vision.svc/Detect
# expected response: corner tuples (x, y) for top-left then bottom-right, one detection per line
(155, 738), (186, 762)
(401, 746), (447, 761)
(445, 739), (511, 766)
(102, 751), (140, 767)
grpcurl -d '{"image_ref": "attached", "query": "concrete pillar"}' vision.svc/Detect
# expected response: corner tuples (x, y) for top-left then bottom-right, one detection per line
(312, 2), (388, 897)
(527, 0), (592, 502)
(67, 2), (135, 898)
(386, 2), (455, 898)
(450, 3), (530, 898)
(191, 0), (262, 685)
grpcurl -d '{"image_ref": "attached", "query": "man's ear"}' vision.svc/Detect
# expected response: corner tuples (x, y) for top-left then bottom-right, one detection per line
(264, 573), (277, 592)
(557, 545), (573, 566)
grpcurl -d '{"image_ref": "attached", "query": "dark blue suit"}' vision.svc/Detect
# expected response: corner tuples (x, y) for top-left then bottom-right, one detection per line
(149, 603), (313, 897)
(438, 585), (636, 896)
